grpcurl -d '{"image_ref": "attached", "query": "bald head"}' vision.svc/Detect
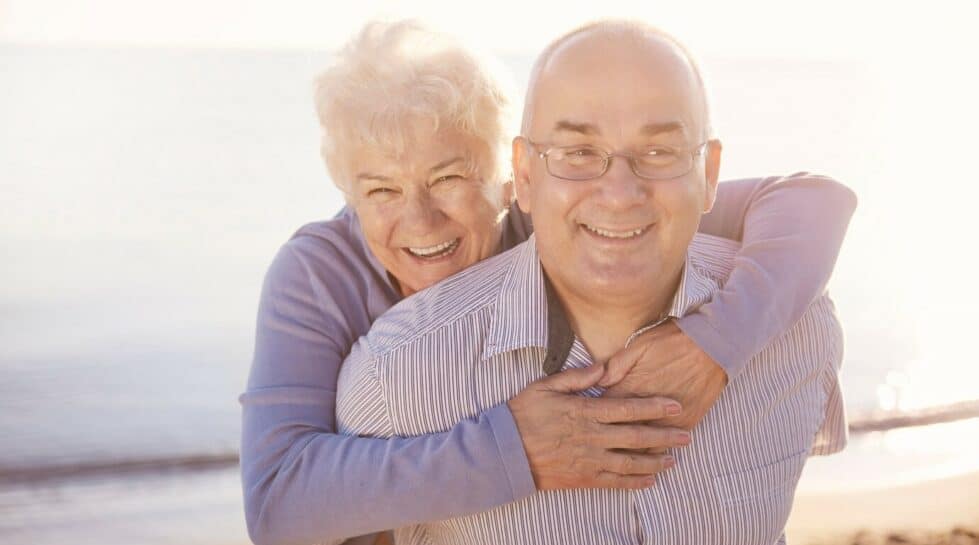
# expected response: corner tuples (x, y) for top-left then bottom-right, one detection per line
(510, 21), (722, 350)
(521, 20), (712, 139)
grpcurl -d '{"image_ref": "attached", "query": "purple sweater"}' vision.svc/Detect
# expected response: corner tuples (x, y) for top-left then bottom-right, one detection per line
(240, 173), (857, 545)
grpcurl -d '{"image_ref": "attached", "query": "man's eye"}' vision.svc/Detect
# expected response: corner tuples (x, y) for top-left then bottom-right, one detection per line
(559, 147), (604, 165)
(565, 148), (601, 158)
(645, 147), (678, 157)
(640, 147), (679, 165)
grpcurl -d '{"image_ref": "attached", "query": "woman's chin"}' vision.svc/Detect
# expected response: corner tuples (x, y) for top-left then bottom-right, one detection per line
(397, 256), (477, 296)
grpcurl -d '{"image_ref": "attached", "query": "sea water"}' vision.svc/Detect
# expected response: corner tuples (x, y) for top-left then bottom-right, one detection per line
(1, 44), (977, 543)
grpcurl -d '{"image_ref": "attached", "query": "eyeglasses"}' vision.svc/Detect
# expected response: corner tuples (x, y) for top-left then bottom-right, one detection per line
(522, 137), (708, 181)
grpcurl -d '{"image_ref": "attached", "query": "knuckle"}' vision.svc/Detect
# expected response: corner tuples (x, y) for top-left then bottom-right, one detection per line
(602, 403), (620, 423)
(571, 398), (591, 421)
(631, 427), (648, 448)
(621, 401), (639, 422)
(616, 455), (634, 474)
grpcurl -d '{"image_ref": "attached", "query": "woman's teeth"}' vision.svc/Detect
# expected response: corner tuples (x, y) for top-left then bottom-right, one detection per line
(407, 238), (460, 258)
(583, 224), (647, 239)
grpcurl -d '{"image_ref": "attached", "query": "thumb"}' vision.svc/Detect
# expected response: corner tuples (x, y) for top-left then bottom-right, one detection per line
(601, 343), (643, 387)
(538, 363), (605, 394)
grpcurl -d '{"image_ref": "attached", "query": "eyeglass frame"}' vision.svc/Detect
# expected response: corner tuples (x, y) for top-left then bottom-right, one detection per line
(519, 136), (710, 181)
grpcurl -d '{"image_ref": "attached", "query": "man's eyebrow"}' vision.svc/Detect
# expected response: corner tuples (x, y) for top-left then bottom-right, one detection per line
(640, 121), (685, 136)
(553, 120), (600, 136)
(429, 156), (465, 174)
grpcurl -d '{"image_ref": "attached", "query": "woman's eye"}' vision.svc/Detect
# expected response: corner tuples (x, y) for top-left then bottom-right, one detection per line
(367, 187), (396, 197)
(434, 174), (463, 184)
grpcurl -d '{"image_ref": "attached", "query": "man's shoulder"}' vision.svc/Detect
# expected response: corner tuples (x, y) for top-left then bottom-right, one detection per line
(363, 241), (529, 357)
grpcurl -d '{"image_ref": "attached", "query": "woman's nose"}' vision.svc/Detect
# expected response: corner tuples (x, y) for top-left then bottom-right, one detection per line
(401, 191), (445, 234)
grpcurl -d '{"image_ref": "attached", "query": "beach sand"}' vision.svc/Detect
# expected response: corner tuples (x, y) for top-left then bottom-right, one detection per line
(786, 471), (979, 544)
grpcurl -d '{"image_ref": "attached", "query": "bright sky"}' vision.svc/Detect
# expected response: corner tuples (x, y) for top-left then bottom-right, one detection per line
(3, 0), (979, 419)
(1, 0), (969, 60)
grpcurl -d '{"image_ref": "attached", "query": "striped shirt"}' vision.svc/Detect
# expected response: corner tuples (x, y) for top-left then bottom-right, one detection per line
(336, 233), (847, 545)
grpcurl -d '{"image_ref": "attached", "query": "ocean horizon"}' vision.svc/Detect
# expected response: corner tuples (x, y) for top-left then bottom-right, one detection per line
(2, 43), (977, 543)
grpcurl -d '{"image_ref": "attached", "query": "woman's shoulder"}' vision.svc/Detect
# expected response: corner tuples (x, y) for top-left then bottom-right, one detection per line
(265, 209), (395, 309)
(285, 208), (362, 257)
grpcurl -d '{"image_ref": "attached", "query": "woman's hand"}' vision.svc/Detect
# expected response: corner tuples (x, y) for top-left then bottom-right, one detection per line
(602, 321), (728, 433)
(507, 363), (691, 490)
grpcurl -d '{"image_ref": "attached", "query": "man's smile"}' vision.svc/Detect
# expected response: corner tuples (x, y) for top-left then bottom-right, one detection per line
(579, 222), (653, 241)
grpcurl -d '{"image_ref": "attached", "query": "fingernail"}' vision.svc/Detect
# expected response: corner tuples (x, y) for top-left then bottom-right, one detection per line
(674, 431), (691, 445)
(644, 477), (656, 487)
(663, 455), (676, 468)
(666, 403), (682, 416)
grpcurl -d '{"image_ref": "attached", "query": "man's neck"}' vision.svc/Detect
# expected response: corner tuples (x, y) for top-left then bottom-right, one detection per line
(544, 265), (684, 364)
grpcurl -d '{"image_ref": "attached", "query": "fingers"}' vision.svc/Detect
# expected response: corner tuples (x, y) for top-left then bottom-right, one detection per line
(600, 321), (680, 387)
(535, 363), (605, 394)
(581, 395), (681, 424)
(591, 472), (656, 489)
(600, 342), (643, 387)
(602, 451), (676, 476)
(597, 424), (691, 450)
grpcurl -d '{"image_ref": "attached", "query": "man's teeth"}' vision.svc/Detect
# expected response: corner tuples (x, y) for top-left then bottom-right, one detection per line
(408, 239), (459, 257)
(583, 224), (646, 239)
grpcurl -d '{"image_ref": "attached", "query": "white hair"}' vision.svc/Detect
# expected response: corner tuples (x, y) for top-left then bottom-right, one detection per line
(521, 19), (715, 140)
(314, 20), (515, 196)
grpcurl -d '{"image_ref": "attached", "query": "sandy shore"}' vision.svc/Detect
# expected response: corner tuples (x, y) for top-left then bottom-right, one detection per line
(786, 471), (979, 544)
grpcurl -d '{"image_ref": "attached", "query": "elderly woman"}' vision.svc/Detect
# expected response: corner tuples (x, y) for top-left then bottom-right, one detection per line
(240, 21), (856, 545)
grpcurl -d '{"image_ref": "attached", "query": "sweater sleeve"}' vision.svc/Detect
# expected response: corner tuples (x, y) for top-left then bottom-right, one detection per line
(239, 244), (535, 545)
(680, 172), (857, 379)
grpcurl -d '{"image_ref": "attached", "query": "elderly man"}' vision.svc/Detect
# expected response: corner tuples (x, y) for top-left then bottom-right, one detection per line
(337, 20), (846, 545)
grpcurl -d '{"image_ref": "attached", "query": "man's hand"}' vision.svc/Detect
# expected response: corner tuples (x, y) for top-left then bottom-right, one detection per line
(602, 321), (728, 432)
(508, 362), (692, 490)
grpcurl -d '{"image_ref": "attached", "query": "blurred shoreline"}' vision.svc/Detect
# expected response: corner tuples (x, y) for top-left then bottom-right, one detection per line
(5, 407), (977, 487)
(788, 470), (979, 544)
(2, 447), (976, 545)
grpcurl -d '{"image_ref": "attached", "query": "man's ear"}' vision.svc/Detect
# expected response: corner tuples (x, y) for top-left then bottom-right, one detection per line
(702, 139), (722, 213)
(512, 137), (533, 214)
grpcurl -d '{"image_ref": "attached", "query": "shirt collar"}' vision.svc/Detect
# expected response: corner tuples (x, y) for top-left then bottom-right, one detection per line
(483, 234), (718, 362)
(482, 236), (550, 360)
(623, 245), (717, 348)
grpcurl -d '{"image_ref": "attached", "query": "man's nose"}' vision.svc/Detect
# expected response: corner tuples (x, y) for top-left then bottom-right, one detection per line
(598, 155), (648, 209)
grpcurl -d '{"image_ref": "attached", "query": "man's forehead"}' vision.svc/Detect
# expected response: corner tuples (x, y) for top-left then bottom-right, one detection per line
(526, 27), (705, 138)
(551, 119), (689, 137)
(531, 80), (701, 141)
